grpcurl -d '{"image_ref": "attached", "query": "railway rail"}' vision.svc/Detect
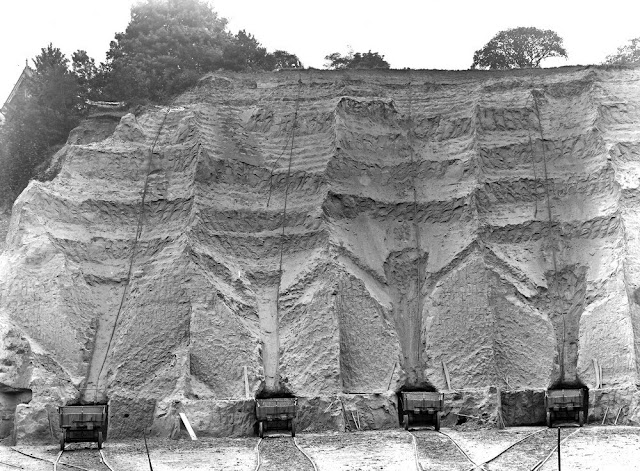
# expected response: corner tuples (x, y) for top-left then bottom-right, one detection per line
(407, 429), (478, 471)
(8, 446), (113, 471)
(409, 426), (582, 471)
(253, 436), (318, 471)
(54, 446), (115, 471)
(479, 427), (581, 471)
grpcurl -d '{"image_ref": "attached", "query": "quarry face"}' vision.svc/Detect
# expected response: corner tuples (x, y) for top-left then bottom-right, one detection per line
(1, 66), (640, 441)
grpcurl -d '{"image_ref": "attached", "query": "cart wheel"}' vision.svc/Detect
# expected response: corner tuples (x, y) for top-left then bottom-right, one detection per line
(578, 410), (584, 427)
(434, 412), (441, 431)
(546, 411), (552, 428)
(403, 414), (409, 430)
(60, 430), (65, 451)
(97, 431), (103, 449)
(291, 419), (296, 438)
(258, 421), (264, 438)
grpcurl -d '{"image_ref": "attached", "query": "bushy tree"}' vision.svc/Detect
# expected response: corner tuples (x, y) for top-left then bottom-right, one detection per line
(220, 31), (302, 71)
(604, 37), (640, 65)
(0, 44), (82, 204)
(102, 0), (230, 102)
(324, 50), (390, 69)
(271, 50), (303, 69)
(72, 50), (100, 102)
(101, 0), (302, 101)
(221, 30), (269, 71)
(471, 27), (567, 69)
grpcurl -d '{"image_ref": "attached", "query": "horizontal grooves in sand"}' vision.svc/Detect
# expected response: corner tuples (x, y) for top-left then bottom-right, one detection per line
(2, 67), (640, 407)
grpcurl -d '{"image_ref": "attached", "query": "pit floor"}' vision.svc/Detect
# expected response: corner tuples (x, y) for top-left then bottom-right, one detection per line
(1, 426), (638, 470)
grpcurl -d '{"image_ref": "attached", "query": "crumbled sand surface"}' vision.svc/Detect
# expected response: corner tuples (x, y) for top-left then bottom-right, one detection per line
(1, 426), (640, 470)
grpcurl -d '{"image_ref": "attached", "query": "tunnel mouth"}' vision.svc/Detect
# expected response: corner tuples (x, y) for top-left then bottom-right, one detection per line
(67, 392), (110, 407)
(255, 391), (297, 399)
(549, 378), (587, 390)
(254, 381), (296, 400)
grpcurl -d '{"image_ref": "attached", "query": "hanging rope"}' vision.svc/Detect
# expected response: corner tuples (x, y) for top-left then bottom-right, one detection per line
(531, 90), (566, 383)
(525, 95), (539, 219)
(276, 74), (303, 316)
(94, 108), (171, 393)
(266, 132), (294, 208)
(407, 73), (423, 373)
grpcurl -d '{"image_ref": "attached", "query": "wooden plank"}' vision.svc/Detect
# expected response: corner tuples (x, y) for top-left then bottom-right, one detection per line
(442, 359), (452, 391)
(179, 412), (198, 441)
(496, 387), (505, 429)
(599, 363), (603, 388)
(386, 362), (397, 391)
(244, 366), (250, 399)
(593, 359), (600, 388)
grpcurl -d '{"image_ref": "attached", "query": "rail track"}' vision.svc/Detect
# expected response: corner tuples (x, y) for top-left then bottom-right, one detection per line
(54, 446), (115, 471)
(8, 446), (113, 471)
(254, 436), (318, 471)
(479, 427), (581, 471)
(407, 429), (478, 471)
(409, 426), (581, 471)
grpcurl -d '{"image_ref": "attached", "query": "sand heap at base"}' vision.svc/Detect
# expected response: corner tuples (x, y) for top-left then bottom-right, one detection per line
(1, 66), (640, 440)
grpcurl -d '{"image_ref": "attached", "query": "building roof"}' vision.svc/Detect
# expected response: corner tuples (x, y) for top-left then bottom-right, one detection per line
(1, 64), (34, 116)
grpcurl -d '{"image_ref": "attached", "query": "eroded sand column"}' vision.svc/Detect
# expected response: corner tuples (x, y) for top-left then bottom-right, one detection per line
(256, 285), (281, 393)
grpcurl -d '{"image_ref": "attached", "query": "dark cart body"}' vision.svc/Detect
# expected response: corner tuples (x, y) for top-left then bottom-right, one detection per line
(58, 405), (107, 450)
(255, 398), (297, 437)
(545, 389), (586, 427)
(401, 392), (444, 431)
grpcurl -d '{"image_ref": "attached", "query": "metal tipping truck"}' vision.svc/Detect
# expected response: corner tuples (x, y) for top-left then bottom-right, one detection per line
(401, 391), (444, 431)
(545, 388), (586, 427)
(58, 404), (108, 450)
(255, 397), (297, 437)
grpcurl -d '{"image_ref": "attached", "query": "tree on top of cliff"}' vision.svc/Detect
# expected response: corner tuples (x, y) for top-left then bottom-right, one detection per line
(72, 50), (100, 102)
(102, 0), (230, 102)
(324, 50), (390, 69)
(604, 37), (640, 65)
(100, 0), (302, 102)
(471, 27), (568, 69)
(0, 44), (82, 204)
(220, 30), (303, 71)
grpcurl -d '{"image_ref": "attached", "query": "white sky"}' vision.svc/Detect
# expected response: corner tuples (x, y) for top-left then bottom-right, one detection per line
(1, 0), (639, 106)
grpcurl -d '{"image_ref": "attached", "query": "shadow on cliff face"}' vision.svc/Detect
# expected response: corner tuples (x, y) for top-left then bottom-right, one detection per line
(0, 387), (32, 439)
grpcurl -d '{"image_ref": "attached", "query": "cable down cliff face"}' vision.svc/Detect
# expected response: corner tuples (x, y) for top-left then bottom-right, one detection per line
(1, 66), (640, 440)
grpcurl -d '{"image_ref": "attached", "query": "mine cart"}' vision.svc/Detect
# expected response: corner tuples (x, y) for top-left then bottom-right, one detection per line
(255, 398), (297, 438)
(401, 392), (444, 431)
(545, 389), (586, 427)
(58, 405), (107, 450)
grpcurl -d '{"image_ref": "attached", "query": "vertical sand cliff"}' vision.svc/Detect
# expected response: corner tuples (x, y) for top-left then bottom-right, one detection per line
(1, 66), (640, 439)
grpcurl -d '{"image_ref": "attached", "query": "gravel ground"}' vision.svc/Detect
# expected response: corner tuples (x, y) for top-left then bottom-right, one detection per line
(103, 437), (258, 471)
(296, 430), (415, 471)
(57, 444), (110, 470)
(539, 427), (640, 471)
(412, 429), (473, 471)
(484, 428), (570, 470)
(443, 427), (543, 464)
(258, 437), (314, 471)
(0, 446), (52, 470)
(2, 426), (640, 470)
